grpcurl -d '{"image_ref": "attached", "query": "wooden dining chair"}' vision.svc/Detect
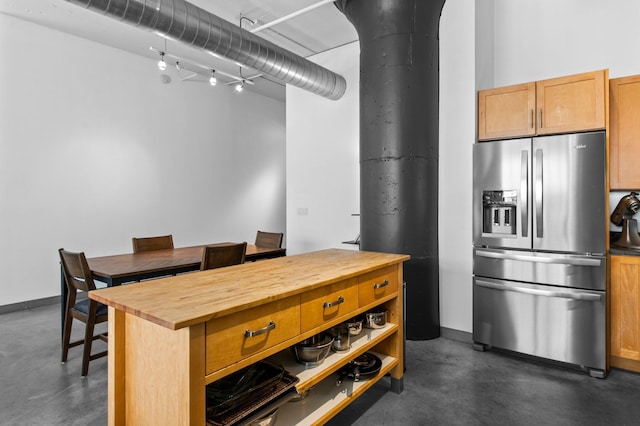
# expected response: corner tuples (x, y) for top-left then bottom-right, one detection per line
(200, 242), (247, 271)
(254, 231), (284, 248)
(132, 234), (174, 253)
(59, 248), (108, 377)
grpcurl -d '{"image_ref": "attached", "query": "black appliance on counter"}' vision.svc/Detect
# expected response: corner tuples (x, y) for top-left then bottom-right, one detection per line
(611, 192), (640, 250)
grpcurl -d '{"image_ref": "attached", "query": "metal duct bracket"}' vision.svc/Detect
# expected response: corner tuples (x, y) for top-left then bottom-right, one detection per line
(65, 0), (347, 100)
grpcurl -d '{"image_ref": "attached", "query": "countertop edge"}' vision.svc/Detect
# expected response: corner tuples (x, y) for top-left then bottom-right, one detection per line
(89, 249), (410, 330)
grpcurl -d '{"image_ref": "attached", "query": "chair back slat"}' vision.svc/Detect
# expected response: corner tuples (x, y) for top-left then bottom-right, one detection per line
(255, 231), (283, 248)
(59, 248), (96, 293)
(201, 242), (247, 271)
(132, 235), (174, 253)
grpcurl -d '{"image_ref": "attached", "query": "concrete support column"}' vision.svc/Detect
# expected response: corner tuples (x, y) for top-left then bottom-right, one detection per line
(337, 0), (445, 339)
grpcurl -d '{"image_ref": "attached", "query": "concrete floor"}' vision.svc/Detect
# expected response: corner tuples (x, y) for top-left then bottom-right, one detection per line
(2, 304), (640, 426)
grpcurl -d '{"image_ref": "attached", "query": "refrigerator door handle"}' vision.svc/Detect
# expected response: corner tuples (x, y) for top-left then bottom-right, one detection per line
(475, 279), (602, 301)
(475, 249), (603, 266)
(521, 150), (528, 238)
(535, 148), (543, 238)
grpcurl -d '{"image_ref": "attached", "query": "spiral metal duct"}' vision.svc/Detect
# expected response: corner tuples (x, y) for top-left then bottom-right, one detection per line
(64, 0), (347, 100)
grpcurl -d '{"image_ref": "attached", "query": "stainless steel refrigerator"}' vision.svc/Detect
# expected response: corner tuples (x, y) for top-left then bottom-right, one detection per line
(472, 131), (607, 378)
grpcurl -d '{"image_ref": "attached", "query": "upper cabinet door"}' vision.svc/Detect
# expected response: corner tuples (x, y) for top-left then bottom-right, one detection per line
(536, 70), (607, 135)
(478, 82), (536, 141)
(610, 75), (640, 189)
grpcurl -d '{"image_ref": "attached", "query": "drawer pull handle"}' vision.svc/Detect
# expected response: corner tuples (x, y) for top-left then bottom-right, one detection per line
(323, 296), (344, 308)
(373, 280), (389, 289)
(244, 321), (276, 338)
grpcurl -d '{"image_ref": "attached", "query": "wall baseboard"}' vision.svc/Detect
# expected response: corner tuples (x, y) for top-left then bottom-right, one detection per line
(440, 326), (473, 344)
(0, 295), (60, 315)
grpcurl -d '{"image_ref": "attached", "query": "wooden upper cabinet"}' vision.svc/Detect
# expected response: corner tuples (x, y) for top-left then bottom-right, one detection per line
(536, 70), (607, 135)
(610, 75), (640, 189)
(478, 70), (607, 141)
(478, 82), (536, 141)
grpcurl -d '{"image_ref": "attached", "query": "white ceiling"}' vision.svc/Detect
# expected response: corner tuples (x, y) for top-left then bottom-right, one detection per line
(0, 0), (358, 101)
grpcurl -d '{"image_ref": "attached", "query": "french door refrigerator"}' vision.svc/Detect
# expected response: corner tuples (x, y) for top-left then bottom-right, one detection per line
(472, 131), (607, 378)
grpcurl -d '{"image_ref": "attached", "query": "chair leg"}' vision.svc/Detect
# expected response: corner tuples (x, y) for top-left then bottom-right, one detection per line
(61, 309), (74, 363)
(81, 313), (96, 377)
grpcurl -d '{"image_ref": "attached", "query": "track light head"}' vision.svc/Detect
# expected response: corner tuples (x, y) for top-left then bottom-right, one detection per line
(209, 70), (217, 86)
(235, 80), (244, 92)
(157, 52), (166, 71)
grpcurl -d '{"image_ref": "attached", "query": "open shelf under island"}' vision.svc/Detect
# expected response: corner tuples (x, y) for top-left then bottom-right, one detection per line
(90, 248), (409, 425)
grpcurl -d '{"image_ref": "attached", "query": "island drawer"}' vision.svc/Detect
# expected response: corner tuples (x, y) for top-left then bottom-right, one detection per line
(300, 277), (358, 332)
(359, 265), (398, 307)
(205, 295), (300, 374)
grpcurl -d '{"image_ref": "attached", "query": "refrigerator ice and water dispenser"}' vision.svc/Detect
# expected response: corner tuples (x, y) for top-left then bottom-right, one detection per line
(482, 190), (517, 235)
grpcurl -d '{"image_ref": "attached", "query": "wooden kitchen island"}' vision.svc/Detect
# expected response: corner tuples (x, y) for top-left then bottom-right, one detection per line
(90, 248), (409, 425)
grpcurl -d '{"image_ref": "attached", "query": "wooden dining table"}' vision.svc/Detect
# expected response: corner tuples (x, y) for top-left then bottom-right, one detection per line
(60, 243), (286, 339)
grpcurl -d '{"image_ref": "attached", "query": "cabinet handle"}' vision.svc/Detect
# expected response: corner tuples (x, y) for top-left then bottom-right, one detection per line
(539, 108), (543, 128)
(373, 280), (390, 289)
(244, 321), (276, 338)
(323, 296), (344, 308)
(529, 109), (533, 128)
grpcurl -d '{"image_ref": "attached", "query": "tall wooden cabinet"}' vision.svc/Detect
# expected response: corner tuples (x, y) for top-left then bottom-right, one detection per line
(90, 249), (408, 425)
(610, 75), (640, 189)
(610, 255), (640, 372)
(478, 69), (607, 140)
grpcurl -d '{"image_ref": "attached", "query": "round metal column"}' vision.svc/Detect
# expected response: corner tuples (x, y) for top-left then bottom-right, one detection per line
(337, 0), (445, 339)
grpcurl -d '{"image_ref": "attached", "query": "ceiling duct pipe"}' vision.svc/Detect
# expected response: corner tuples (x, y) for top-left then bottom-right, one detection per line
(64, 0), (347, 100)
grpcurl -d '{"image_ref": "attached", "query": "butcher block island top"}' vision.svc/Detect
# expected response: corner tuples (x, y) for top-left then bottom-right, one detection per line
(92, 248), (409, 426)
(90, 248), (409, 330)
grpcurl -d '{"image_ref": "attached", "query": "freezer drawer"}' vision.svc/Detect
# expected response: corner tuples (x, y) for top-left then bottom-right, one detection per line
(473, 247), (606, 291)
(473, 276), (606, 373)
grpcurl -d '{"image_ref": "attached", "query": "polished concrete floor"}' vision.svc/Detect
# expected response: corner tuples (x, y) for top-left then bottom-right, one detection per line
(2, 303), (640, 425)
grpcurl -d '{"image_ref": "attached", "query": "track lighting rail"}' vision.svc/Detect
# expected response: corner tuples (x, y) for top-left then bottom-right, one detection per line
(149, 46), (262, 86)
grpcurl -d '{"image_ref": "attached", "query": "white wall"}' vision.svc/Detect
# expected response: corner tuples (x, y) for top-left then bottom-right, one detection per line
(475, 0), (494, 90)
(286, 42), (360, 255)
(439, 0), (476, 333)
(0, 15), (285, 306)
(492, 0), (640, 86)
